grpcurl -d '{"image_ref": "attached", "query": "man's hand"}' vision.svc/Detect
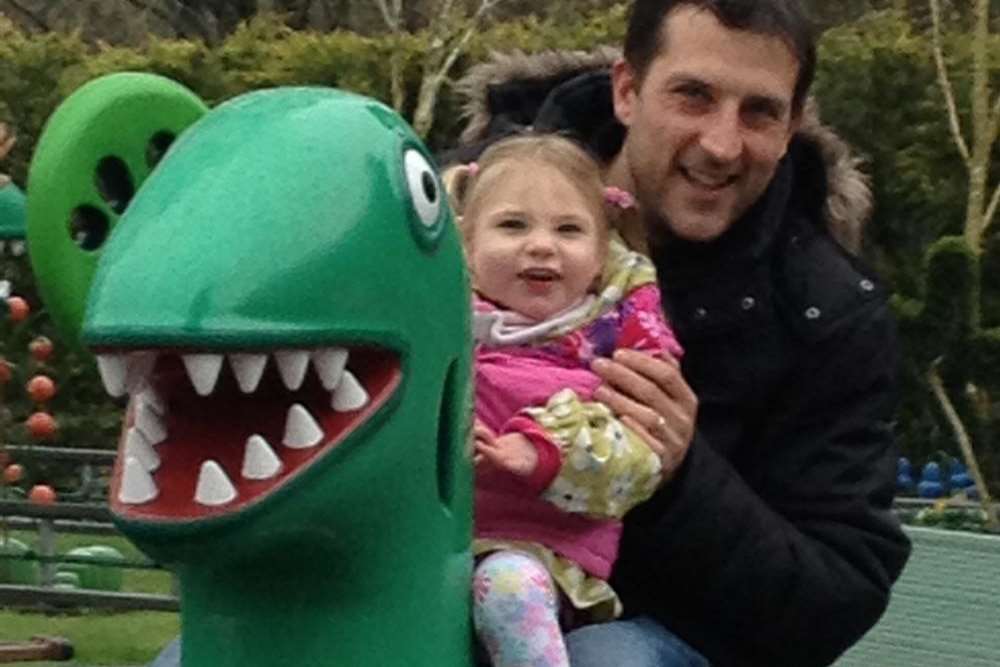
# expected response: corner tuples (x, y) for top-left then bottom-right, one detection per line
(592, 349), (697, 481)
(475, 429), (539, 478)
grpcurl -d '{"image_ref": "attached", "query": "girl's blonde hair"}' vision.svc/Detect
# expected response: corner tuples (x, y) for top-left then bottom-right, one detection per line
(443, 134), (611, 244)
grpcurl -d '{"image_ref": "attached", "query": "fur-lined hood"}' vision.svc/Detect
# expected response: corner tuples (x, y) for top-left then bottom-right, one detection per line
(449, 49), (871, 254)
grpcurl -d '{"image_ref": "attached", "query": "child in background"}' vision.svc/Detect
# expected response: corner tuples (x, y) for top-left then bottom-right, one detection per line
(445, 135), (683, 667)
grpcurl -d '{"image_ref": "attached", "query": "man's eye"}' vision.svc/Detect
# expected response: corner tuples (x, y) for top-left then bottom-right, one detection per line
(676, 85), (711, 103)
(743, 102), (781, 125)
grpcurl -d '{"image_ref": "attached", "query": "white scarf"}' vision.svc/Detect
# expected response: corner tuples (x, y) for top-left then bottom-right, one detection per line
(473, 295), (597, 347)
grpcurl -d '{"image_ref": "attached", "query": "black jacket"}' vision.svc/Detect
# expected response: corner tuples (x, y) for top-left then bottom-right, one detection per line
(446, 50), (911, 667)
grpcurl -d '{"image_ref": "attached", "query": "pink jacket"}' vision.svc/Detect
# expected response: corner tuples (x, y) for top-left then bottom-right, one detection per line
(474, 284), (682, 579)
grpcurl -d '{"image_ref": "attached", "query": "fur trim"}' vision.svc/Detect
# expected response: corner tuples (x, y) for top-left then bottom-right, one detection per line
(453, 49), (871, 253)
(457, 47), (620, 144)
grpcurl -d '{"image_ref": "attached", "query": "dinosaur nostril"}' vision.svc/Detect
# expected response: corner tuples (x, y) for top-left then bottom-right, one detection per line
(95, 156), (135, 215)
(69, 205), (110, 252)
(146, 131), (176, 169)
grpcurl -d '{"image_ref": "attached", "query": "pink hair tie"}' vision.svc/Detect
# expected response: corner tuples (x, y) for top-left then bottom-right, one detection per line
(604, 186), (636, 210)
(467, 162), (480, 177)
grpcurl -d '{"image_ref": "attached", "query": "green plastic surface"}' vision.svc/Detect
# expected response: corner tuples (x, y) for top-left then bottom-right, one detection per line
(57, 545), (125, 591)
(43, 77), (475, 667)
(0, 537), (39, 584)
(0, 182), (26, 240)
(26, 72), (208, 342)
(835, 526), (1000, 666)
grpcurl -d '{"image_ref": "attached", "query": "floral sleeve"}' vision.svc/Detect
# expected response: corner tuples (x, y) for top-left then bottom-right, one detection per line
(616, 284), (683, 359)
(520, 388), (662, 519)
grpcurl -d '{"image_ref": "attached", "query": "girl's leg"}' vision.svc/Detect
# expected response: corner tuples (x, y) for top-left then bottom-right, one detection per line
(472, 551), (569, 667)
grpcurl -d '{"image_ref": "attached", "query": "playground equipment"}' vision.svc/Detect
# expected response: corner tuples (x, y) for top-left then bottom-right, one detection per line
(0, 179), (26, 257)
(27, 73), (474, 667)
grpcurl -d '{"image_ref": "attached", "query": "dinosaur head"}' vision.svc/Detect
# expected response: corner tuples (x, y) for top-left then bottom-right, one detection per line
(33, 81), (471, 564)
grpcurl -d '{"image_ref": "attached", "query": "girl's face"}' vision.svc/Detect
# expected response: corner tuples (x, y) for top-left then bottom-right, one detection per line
(467, 161), (605, 321)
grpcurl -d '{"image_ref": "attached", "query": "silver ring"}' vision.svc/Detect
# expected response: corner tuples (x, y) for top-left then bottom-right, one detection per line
(651, 415), (668, 439)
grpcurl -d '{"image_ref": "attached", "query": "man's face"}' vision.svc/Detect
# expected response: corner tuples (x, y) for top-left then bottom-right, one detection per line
(612, 6), (801, 242)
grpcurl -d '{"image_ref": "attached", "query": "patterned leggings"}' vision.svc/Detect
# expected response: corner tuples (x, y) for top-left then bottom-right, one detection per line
(473, 551), (570, 667)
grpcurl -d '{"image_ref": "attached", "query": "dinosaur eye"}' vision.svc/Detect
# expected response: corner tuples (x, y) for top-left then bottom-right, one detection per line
(403, 149), (442, 229)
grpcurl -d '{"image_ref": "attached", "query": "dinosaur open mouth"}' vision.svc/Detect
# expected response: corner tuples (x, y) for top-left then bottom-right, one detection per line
(101, 346), (400, 522)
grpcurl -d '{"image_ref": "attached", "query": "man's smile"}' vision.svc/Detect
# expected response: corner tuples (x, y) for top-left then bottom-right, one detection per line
(678, 165), (740, 191)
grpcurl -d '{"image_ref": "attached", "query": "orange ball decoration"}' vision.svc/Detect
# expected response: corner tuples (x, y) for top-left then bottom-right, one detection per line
(25, 412), (58, 440)
(3, 463), (24, 483)
(6, 297), (28, 322)
(28, 337), (54, 362)
(28, 484), (57, 505)
(0, 359), (11, 384)
(26, 375), (57, 403)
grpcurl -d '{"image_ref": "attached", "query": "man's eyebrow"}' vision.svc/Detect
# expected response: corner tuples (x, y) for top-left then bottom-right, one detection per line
(745, 94), (789, 116)
(663, 73), (710, 89)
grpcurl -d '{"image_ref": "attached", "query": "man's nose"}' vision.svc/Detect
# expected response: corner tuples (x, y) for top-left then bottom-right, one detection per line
(698, 105), (743, 164)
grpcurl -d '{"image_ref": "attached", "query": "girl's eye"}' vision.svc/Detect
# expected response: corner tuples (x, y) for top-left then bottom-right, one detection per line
(403, 149), (442, 228)
(498, 218), (525, 229)
(557, 224), (583, 234)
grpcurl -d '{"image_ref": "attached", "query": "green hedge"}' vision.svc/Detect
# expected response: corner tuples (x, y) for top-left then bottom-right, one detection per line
(1, 7), (999, 492)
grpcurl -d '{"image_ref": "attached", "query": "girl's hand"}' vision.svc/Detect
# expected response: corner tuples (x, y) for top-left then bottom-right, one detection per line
(475, 432), (539, 477)
(592, 349), (697, 483)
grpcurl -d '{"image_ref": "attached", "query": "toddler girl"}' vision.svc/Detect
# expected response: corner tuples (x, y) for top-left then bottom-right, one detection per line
(446, 134), (683, 667)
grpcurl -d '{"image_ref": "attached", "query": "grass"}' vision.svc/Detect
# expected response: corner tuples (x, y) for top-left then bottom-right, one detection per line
(0, 608), (179, 665)
(1, 529), (179, 665)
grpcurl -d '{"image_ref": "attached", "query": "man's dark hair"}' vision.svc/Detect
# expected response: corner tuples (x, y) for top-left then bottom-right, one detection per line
(623, 0), (816, 115)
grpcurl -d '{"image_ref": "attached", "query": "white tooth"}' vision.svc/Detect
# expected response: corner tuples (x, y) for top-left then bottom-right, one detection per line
(332, 371), (369, 412)
(97, 354), (128, 397)
(137, 386), (167, 416)
(242, 435), (283, 480)
(283, 403), (324, 449)
(194, 460), (237, 506)
(275, 350), (310, 390)
(313, 348), (348, 390)
(124, 427), (160, 472)
(134, 402), (167, 445)
(183, 353), (224, 396)
(119, 456), (158, 504)
(125, 351), (158, 393)
(229, 353), (267, 393)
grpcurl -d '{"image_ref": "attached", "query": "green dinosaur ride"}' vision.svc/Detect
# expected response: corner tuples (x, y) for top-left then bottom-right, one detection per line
(27, 74), (474, 667)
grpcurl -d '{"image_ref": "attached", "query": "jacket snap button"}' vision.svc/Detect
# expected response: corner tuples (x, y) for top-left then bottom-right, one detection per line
(694, 307), (708, 320)
(741, 296), (756, 311)
(805, 307), (821, 320)
(859, 279), (875, 292)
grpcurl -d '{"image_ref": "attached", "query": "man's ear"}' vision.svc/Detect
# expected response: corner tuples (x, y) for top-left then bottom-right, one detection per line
(611, 59), (638, 127)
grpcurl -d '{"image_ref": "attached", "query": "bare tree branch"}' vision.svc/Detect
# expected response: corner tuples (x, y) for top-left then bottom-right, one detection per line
(1, 0), (51, 31)
(929, 0), (971, 163)
(928, 359), (1000, 531)
(122, 0), (177, 29)
(987, 90), (1000, 147)
(983, 178), (1000, 232)
(373, 0), (401, 31)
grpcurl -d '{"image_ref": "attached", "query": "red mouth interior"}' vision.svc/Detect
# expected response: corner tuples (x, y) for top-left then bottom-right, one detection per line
(109, 348), (400, 522)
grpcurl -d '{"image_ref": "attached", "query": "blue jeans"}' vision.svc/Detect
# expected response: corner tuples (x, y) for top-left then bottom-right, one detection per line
(566, 616), (710, 667)
(150, 617), (708, 666)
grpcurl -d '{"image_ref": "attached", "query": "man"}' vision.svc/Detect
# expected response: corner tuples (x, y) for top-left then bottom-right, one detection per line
(150, 2), (909, 665)
(448, 1), (909, 665)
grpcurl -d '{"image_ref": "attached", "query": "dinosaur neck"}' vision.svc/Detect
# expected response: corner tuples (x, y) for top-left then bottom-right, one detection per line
(175, 526), (474, 667)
